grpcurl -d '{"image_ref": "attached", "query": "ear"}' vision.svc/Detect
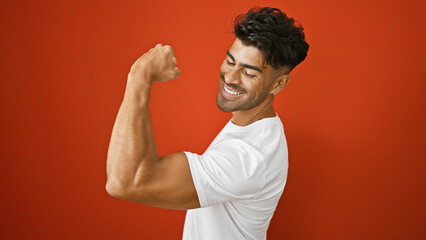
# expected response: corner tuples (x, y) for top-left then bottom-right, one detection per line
(270, 74), (290, 96)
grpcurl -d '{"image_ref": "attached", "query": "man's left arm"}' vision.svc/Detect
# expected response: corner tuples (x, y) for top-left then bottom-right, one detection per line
(105, 44), (200, 210)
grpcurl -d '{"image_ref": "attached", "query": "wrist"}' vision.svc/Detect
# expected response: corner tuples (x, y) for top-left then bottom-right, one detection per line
(123, 91), (150, 109)
(123, 74), (152, 108)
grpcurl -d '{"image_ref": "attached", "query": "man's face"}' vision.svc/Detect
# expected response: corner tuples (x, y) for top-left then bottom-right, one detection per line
(216, 38), (279, 113)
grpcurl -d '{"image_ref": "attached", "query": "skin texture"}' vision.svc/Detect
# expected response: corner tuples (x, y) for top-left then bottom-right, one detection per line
(106, 40), (290, 209)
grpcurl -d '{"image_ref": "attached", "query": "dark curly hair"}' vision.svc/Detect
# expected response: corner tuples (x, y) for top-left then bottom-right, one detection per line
(234, 7), (309, 71)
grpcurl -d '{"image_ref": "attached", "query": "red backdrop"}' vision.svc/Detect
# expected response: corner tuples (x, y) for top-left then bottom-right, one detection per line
(1, 0), (425, 239)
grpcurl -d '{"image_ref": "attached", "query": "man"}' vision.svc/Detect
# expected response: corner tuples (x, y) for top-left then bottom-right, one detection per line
(106, 7), (309, 240)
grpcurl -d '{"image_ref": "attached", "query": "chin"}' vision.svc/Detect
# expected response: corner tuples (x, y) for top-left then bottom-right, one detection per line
(216, 97), (233, 112)
(216, 92), (236, 112)
(216, 104), (234, 113)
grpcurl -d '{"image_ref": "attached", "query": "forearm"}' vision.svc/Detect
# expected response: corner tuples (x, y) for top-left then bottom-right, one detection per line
(106, 80), (158, 194)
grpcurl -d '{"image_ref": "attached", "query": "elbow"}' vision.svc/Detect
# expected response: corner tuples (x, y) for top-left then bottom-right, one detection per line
(105, 176), (132, 199)
(105, 181), (127, 199)
(105, 179), (148, 202)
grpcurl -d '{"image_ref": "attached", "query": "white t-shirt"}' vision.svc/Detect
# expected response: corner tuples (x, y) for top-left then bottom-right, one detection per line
(183, 115), (288, 240)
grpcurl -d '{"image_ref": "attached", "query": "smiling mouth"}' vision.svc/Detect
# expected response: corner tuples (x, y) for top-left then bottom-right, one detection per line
(223, 85), (245, 96)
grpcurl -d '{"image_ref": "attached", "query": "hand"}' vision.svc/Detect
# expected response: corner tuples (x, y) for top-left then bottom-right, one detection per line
(129, 44), (181, 84)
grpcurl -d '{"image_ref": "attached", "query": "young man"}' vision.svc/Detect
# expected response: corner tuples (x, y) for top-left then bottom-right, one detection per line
(106, 7), (309, 239)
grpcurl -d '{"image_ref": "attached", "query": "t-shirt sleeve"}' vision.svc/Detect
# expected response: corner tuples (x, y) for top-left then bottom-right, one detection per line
(184, 139), (266, 208)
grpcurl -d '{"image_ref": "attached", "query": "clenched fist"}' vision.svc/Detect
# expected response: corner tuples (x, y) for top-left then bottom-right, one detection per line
(128, 44), (182, 85)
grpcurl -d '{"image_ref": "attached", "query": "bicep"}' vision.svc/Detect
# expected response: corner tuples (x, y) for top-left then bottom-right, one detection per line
(136, 152), (200, 210)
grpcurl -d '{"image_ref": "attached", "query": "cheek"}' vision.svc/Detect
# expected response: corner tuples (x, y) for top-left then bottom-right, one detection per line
(248, 81), (270, 97)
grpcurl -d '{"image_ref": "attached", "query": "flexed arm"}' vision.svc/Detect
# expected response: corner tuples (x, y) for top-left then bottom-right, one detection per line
(106, 44), (200, 210)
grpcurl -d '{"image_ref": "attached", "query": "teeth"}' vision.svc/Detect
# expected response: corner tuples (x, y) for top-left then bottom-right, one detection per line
(224, 86), (241, 96)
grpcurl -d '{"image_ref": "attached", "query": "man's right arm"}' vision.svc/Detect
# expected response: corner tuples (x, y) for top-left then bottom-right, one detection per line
(105, 44), (200, 210)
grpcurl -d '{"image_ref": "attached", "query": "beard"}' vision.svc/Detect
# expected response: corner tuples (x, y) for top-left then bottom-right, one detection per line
(216, 74), (268, 112)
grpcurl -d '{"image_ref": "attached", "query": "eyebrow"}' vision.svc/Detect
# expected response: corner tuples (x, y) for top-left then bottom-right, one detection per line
(227, 50), (263, 73)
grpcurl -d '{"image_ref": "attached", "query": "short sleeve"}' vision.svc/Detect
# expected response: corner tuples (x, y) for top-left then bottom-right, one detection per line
(184, 139), (265, 208)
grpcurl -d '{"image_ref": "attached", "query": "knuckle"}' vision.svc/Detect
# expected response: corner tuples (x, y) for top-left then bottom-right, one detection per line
(163, 45), (173, 53)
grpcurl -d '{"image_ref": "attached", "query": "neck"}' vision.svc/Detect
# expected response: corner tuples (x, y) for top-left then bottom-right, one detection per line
(231, 95), (276, 126)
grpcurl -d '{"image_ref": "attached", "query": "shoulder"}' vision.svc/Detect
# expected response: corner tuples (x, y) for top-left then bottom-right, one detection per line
(215, 116), (284, 145)
(204, 139), (264, 175)
(257, 117), (286, 149)
(185, 141), (266, 205)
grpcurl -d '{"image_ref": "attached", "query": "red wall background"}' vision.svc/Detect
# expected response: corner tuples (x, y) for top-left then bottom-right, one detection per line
(1, 0), (425, 239)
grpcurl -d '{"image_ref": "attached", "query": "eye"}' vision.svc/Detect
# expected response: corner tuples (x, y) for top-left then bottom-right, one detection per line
(226, 60), (235, 66)
(243, 70), (256, 78)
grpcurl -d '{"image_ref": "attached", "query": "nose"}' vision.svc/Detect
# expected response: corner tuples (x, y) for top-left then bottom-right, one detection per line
(224, 67), (241, 85)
